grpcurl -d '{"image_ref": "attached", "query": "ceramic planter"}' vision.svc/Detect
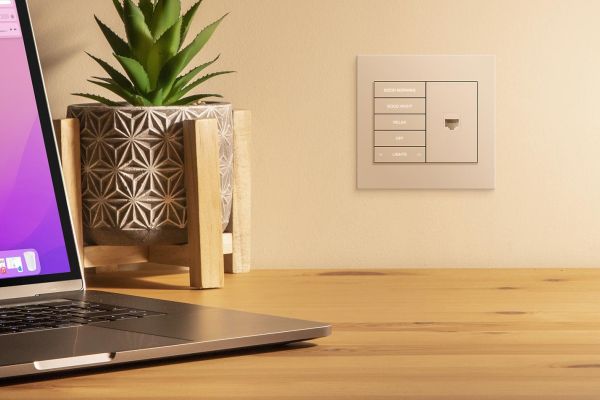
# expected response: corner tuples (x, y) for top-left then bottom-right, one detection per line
(67, 103), (233, 246)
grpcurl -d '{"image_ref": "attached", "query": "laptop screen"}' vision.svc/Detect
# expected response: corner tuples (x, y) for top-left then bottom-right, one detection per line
(0, 1), (73, 282)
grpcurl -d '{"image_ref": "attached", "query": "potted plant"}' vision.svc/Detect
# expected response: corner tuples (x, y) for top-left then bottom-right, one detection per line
(67, 0), (234, 246)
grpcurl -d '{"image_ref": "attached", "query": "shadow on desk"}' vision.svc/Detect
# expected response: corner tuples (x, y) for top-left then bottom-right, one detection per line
(85, 264), (194, 291)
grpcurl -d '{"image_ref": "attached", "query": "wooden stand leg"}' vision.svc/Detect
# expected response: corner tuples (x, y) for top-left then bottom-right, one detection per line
(226, 111), (252, 273)
(53, 119), (84, 268)
(184, 119), (224, 289)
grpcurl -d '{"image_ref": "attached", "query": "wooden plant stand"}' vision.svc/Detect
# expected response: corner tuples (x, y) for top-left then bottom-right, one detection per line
(53, 111), (252, 289)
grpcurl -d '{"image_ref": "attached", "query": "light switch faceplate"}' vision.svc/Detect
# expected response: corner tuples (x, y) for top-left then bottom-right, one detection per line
(357, 55), (496, 189)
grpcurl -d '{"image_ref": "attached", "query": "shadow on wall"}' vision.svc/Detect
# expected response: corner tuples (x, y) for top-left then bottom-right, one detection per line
(36, 38), (84, 72)
(28, 2), (87, 72)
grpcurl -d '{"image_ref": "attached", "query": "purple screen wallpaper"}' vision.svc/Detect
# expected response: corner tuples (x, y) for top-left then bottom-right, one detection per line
(0, 7), (71, 280)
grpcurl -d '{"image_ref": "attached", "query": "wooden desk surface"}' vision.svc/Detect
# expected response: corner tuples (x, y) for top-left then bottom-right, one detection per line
(4, 267), (600, 399)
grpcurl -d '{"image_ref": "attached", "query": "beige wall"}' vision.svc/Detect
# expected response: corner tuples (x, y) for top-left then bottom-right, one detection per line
(29, 0), (600, 268)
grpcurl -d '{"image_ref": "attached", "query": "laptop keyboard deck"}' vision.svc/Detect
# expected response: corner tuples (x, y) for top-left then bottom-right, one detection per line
(0, 300), (164, 335)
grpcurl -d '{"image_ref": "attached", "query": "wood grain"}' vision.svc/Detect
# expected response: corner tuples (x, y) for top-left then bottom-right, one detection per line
(84, 246), (149, 268)
(5, 268), (600, 398)
(183, 119), (224, 289)
(227, 110), (252, 274)
(53, 119), (84, 266)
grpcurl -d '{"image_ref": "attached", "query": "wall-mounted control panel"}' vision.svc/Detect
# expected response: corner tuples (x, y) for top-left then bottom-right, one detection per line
(357, 56), (495, 189)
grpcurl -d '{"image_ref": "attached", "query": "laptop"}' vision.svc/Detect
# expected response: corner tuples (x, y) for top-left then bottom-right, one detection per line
(0, 0), (330, 379)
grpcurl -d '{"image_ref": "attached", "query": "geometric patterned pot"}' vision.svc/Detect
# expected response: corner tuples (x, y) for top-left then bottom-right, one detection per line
(66, 102), (233, 246)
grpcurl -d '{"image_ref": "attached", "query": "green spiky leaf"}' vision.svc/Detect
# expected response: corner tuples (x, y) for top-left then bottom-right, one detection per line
(166, 93), (222, 106)
(94, 16), (131, 57)
(123, 0), (154, 64)
(180, 0), (202, 46)
(114, 54), (152, 94)
(146, 17), (182, 89)
(149, 0), (180, 40)
(138, 0), (155, 25)
(89, 79), (133, 103)
(72, 93), (120, 106)
(89, 79), (153, 106)
(156, 13), (227, 96)
(168, 54), (219, 96)
(78, 0), (231, 106)
(164, 70), (233, 104)
(86, 53), (134, 92)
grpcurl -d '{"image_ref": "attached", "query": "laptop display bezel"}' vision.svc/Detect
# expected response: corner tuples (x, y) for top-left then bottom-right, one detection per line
(0, 0), (84, 293)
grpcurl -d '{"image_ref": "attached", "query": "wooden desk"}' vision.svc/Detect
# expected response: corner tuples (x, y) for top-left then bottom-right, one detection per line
(4, 268), (600, 399)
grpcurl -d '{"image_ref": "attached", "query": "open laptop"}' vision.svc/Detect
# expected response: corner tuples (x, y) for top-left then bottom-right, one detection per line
(0, 0), (330, 379)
